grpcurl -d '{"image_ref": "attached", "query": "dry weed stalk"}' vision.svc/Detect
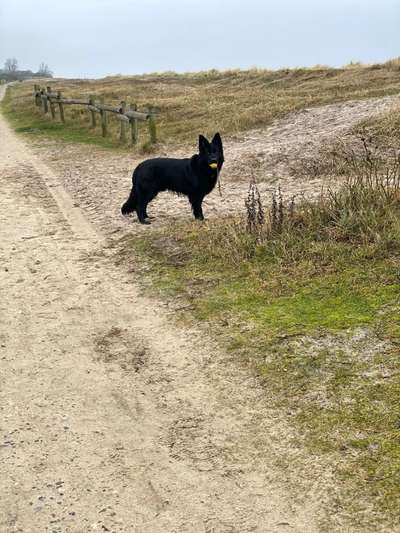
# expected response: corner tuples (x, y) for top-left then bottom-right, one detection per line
(245, 174), (265, 235)
(270, 186), (284, 231)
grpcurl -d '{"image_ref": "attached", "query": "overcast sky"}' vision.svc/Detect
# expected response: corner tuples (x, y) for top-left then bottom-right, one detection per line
(0, 0), (399, 78)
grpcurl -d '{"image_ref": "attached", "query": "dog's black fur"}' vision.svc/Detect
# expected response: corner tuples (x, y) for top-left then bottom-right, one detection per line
(121, 133), (224, 224)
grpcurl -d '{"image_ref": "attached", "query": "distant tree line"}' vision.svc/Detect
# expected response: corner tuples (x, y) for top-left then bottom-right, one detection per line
(0, 58), (53, 81)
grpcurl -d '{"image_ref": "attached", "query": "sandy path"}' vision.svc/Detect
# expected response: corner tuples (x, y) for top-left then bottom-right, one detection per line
(0, 87), (329, 532)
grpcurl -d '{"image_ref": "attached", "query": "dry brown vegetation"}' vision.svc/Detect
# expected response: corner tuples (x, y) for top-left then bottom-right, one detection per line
(5, 59), (400, 149)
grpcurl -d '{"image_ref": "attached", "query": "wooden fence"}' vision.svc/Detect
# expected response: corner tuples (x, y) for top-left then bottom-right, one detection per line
(33, 84), (157, 145)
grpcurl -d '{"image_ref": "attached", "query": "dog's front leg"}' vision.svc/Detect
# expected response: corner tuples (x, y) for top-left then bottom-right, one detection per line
(189, 195), (205, 220)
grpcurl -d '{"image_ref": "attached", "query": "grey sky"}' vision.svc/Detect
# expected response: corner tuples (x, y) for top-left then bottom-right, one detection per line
(0, 0), (399, 78)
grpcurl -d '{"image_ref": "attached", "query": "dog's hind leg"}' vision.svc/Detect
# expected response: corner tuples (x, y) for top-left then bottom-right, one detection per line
(143, 206), (154, 220)
(135, 193), (149, 224)
(137, 189), (158, 224)
(137, 205), (151, 224)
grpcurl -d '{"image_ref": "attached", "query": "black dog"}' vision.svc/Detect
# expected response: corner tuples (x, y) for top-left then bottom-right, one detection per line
(121, 133), (224, 224)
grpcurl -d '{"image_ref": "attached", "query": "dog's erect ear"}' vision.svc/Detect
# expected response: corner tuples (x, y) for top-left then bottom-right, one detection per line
(199, 134), (210, 153)
(212, 132), (224, 164)
(211, 132), (223, 152)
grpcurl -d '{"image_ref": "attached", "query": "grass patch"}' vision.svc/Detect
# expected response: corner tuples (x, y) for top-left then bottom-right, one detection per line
(0, 86), (123, 150)
(129, 164), (400, 530)
(3, 60), (400, 149)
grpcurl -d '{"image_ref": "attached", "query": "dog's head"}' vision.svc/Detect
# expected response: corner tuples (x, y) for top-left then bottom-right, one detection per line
(199, 133), (224, 171)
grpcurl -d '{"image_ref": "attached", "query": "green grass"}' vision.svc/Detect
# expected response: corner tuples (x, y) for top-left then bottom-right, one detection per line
(0, 87), (125, 150)
(194, 272), (397, 333)
(128, 168), (400, 531)
(2, 59), (400, 149)
(134, 221), (399, 344)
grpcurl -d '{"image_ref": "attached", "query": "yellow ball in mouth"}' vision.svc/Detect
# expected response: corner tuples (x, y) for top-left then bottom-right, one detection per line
(209, 163), (218, 169)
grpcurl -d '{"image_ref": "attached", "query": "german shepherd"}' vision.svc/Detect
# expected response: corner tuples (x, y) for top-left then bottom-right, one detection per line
(121, 133), (224, 224)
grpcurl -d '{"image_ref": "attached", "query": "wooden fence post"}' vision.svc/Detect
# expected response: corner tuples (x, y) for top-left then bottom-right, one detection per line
(34, 84), (41, 106)
(41, 89), (48, 114)
(129, 103), (138, 145)
(47, 86), (56, 119)
(57, 91), (65, 123)
(148, 108), (157, 144)
(99, 97), (107, 137)
(119, 101), (127, 143)
(89, 95), (96, 128)
(31, 86), (157, 145)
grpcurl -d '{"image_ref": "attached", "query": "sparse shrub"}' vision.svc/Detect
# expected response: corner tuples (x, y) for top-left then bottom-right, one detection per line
(208, 142), (400, 271)
(245, 179), (298, 241)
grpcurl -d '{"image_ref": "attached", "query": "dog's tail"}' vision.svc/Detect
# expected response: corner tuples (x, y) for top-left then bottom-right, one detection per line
(121, 191), (136, 215)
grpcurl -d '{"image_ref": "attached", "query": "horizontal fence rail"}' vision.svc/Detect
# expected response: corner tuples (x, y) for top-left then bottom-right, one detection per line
(33, 84), (157, 145)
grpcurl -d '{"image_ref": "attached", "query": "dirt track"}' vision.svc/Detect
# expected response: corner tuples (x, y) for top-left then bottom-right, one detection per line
(1, 83), (398, 532)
